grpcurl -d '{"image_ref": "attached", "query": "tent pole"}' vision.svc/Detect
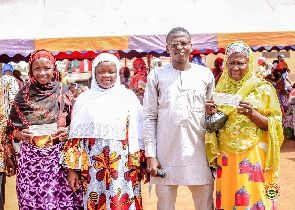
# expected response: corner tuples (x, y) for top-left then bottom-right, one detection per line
(146, 53), (152, 73)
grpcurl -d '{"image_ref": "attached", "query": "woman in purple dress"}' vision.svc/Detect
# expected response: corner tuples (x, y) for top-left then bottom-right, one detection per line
(5, 50), (83, 209)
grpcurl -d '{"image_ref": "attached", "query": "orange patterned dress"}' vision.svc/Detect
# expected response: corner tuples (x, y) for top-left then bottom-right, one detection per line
(61, 125), (146, 210)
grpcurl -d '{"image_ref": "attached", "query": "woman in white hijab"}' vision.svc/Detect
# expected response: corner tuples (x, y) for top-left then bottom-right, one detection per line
(60, 53), (148, 209)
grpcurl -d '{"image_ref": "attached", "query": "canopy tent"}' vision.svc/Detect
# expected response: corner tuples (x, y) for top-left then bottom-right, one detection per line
(1, 0), (295, 62)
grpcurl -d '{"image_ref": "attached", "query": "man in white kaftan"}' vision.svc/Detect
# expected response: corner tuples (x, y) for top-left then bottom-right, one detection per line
(142, 27), (214, 210)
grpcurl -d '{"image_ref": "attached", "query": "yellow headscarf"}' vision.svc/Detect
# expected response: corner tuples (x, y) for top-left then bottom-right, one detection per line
(205, 41), (283, 178)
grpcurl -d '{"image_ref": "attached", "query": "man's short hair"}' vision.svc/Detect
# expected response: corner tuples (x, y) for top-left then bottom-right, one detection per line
(166, 27), (191, 43)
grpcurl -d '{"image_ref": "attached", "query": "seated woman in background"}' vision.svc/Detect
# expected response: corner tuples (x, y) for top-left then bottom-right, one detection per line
(255, 57), (268, 78)
(6, 49), (83, 209)
(281, 81), (295, 140)
(129, 58), (147, 93)
(277, 80), (289, 119)
(211, 57), (223, 85)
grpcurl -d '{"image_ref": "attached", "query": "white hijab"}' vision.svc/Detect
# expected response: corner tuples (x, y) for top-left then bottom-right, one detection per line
(69, 53), (143, 153)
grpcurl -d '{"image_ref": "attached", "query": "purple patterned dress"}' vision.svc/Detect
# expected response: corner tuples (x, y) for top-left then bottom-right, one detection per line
(5, 51), (84, 209)
(17, 141), (83, 210)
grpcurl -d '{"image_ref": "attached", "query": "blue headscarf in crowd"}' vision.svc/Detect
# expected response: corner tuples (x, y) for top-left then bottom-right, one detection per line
(2, 64), (14, 75)
(191, 54), (206, 67)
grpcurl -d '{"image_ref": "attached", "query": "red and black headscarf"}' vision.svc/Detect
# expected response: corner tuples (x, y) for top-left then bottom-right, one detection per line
(7, 49), (74, 134)
(28, 49), (60, 86)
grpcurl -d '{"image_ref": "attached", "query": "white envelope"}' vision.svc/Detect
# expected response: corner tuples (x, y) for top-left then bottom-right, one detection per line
(29, 123), (58, 136)
(213, 93), (242, 106)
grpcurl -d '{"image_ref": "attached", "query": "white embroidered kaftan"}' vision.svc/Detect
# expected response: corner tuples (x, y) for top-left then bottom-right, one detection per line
(142, 63), (214, 185)
(0, 75), (19, 118)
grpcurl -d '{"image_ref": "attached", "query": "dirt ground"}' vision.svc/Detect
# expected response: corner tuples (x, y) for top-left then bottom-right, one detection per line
(4, 138), (295, 210)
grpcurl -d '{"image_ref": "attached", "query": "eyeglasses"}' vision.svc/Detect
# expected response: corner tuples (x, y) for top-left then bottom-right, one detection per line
(227, 62), (247, 68)
(167, 41), (191, 49)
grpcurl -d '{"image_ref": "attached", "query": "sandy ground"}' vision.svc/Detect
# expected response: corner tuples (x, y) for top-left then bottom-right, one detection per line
(4, 138), (295, 210)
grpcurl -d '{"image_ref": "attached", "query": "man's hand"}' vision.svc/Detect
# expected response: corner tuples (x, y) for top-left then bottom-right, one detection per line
(67, 168), (79, 192)
(140, 167), (150, 184)
(6, 157), (16, 177)
(146, 157), (160, 177)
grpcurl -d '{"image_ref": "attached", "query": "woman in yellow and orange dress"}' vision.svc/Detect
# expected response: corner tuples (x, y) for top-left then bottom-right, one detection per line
(205, 41), (283, 210)
(60, 53), (148, 209)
